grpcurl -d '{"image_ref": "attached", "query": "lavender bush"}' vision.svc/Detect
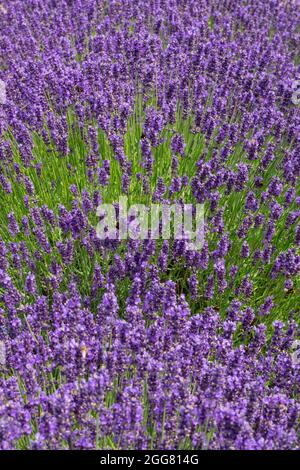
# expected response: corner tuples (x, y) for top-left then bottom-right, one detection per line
(0, 0), (299, 450)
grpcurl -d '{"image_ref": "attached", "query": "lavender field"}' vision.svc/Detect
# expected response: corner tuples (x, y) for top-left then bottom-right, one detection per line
(0, 0), (300, 450)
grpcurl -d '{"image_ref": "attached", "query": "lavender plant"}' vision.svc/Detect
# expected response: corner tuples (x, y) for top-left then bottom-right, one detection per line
(0, 0), (299, 450)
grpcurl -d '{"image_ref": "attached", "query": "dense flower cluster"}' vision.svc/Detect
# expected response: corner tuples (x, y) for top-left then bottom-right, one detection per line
(0, 0), (299, 450)
(2, 280), (300, 450)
